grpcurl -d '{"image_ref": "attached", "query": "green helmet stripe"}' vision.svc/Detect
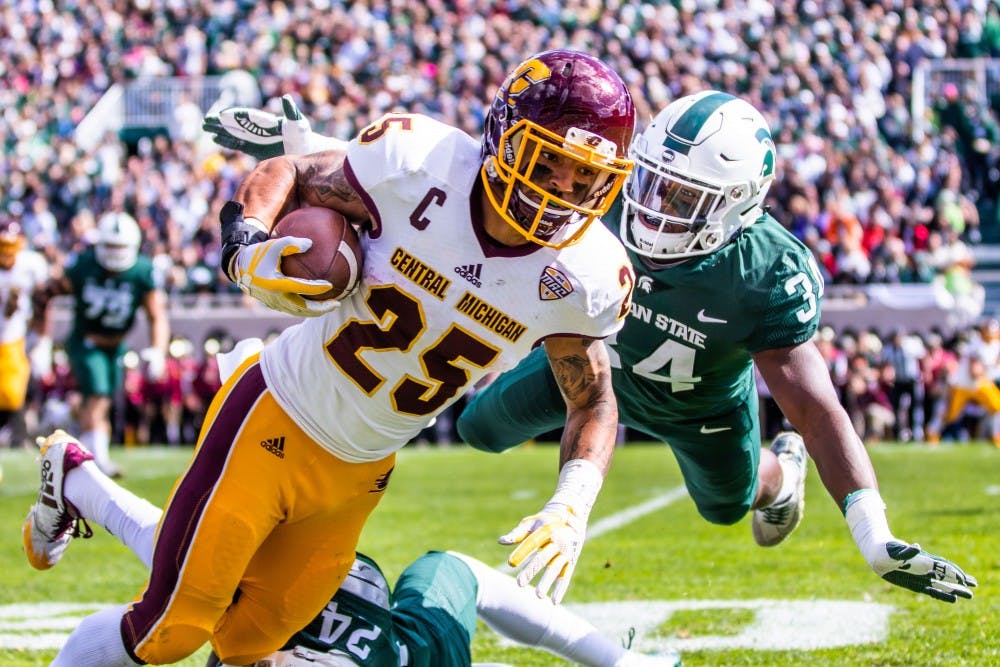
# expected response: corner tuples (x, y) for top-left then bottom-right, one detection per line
(756, 127), (776, 178)
(662, 92), (737, 155)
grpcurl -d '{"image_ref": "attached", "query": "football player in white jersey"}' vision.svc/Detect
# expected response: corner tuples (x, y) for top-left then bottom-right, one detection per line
(24, 50), (637, 666)
(0, 217), (49, 451)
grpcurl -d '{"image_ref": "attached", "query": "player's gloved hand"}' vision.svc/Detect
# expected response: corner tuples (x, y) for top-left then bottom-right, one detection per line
(845, 488), (977, 604)
(28, 335), (53, 379)
(202, 94), (313, 158)
(499, 459), (604, 604)
(870, 540), (977, 603)
(140, 347), (167, 381)
(501, 502), (587, 604)
(231, 238), (340, 318)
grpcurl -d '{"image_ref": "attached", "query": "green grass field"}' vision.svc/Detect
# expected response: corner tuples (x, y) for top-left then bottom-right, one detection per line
(1, 441), (997, 666)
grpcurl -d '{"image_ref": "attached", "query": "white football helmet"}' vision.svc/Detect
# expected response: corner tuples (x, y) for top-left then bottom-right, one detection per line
(95, 211), (141, 272)
(621, 90), (776, 261)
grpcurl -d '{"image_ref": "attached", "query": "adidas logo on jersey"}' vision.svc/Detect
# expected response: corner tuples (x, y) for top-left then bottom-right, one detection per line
(260, 436), (285, 459)
(454, 263), (483, 287)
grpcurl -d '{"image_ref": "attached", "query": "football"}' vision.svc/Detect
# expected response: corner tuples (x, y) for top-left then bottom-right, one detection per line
(270, 206), (363, 301)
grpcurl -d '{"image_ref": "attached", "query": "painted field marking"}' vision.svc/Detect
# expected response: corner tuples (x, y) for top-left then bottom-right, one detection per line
(588, 486), (689, 539)
(0, 603), (112, 650)
(986, 485), (1000, 496)
(497, 486), (688, 572)
(492, 599), (894, 652)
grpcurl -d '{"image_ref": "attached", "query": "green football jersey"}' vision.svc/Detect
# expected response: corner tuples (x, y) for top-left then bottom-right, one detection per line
(605, 200), (824, 423)
(279, 553), (404, 665)
(280, 551), (476, 667)
(65, 248), (157, 339)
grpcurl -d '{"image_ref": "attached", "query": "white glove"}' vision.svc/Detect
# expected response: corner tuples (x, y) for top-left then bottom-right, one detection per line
(202, 94), (345, 158)
(846, 489), (977, 603)
(499, 459), (603, 604)
(231, 237), (341, 318)
(140, 347), (167, 381)
(28, 335), (53, 379)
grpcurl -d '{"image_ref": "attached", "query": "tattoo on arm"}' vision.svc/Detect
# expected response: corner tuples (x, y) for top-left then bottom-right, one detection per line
(550, 339), (617, 471)
(552, 353), (595, 403)
(551, 339), (610, 406)
(299, 160), (359, 208)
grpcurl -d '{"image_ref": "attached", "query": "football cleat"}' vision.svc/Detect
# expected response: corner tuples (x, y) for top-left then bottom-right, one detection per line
(752, 432), (808, 547)
(22, 430), (94, 570)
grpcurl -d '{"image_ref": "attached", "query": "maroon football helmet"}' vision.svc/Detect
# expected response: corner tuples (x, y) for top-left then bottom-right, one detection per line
(481, 49), (635, 248)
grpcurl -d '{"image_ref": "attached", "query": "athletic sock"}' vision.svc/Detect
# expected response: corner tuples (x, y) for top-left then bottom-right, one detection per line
(51, 604), (142, 667)
(772, 455), (799, 507)
(65, 461), (161, 568)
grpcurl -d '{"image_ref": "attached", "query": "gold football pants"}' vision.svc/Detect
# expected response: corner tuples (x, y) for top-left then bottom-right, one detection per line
(0, 338), (29, 410)
(123, 356), (396, 665)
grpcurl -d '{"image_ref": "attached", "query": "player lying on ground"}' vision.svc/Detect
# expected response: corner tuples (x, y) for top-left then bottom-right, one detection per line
(204, 91), (978, 605)
(23, 430), (680, 667)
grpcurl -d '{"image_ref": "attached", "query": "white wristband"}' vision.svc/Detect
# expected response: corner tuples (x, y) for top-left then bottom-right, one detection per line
(844, 489), (894, 567)
(547, 459), (604, 521)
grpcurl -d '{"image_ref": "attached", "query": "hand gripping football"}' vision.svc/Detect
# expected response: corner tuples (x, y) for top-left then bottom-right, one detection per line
(270, 207), (363, 301)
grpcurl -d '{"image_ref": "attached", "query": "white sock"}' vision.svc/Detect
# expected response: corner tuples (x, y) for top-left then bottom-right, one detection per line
(449, 552), (627, 667)
(772, 456), (799, 507)
(81, 429), (116, 474)
(65, 461), (162, 568)
(52, 603), (142, 667)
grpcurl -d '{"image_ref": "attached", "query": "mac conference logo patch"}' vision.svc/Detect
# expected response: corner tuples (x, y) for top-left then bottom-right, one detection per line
(539, 266), (573, 301)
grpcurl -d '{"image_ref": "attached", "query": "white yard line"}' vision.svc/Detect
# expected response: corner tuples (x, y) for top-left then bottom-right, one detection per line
(588, 486), (689, 539)
(497, 485), (688, 570)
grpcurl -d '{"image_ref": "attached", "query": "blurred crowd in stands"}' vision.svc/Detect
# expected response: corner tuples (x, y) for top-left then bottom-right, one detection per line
(3, 0), (1000, 447)
(757, 317), (1000, 447)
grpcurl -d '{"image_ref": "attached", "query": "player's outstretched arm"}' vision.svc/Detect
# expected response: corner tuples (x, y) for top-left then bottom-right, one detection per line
(499, 337), (618, 604)
(449, 551), (680, 666)
(202, 94), (347, 158)
(755, 341), (977, 603)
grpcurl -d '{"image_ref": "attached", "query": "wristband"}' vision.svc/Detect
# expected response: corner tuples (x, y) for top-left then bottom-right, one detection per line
(547, 458), (604, 520)
(844, 488), (894, 566)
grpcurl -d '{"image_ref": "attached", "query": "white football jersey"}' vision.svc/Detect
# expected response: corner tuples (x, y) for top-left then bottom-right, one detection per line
(261, 114), (633, 461)
(0, 250), (48, 343)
